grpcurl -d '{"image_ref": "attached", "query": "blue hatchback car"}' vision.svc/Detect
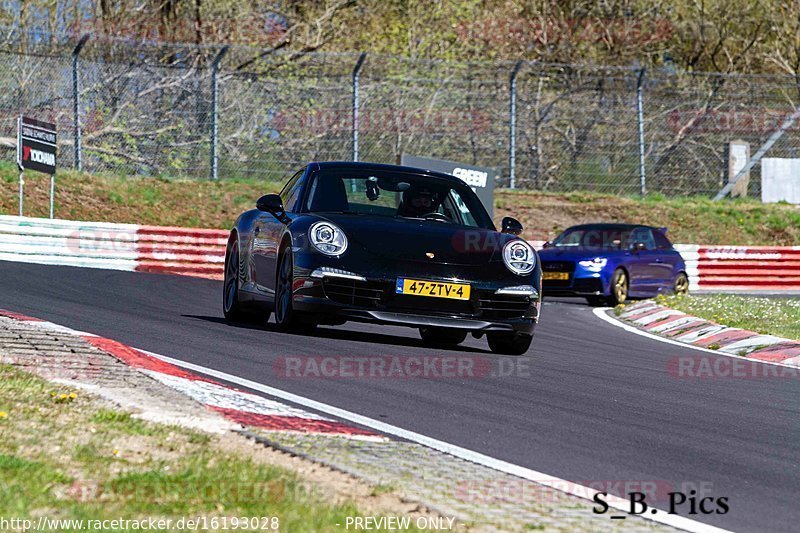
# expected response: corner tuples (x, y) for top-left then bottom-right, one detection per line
(537, 223), (688, 306)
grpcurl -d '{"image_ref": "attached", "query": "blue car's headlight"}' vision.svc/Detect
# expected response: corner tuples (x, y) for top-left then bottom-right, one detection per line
(578, 257), (608, 272)
(309, 221), (348, 256)
(502, 240), (535, 275)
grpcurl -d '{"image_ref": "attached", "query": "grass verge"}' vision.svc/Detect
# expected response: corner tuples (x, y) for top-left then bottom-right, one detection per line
(2, 162), (799, 245)
(657, 294), (800, 341)
(0, 364), (414, 532)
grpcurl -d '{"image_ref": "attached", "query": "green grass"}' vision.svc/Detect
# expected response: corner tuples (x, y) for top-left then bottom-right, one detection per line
(2, 160), (800, 245)
(0, 364), (416, 532)
(658, 294), (800, 340)
(90, 409), (159, 436)
(369, 483), (397, 497)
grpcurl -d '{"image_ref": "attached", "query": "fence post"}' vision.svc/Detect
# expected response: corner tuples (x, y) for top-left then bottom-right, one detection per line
(509, 61), (523, 189)
(352, 52), (367, 162)
(72, 34), (89, 171)
(713, 105), (800, 200)
(210, 46), (229, 181)
(636, 68), (647, 196)
(17, 115), (22, 216)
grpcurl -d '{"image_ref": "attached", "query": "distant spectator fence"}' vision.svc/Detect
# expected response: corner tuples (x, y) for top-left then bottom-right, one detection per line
(2, 27), (800, 198)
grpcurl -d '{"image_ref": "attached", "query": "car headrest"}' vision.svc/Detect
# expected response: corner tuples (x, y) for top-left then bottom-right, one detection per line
(309, 177), (350, 212)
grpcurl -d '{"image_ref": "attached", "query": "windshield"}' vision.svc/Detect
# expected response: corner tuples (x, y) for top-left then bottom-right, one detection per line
(304, 168), (494, 229)
(552, 227), (634, 250)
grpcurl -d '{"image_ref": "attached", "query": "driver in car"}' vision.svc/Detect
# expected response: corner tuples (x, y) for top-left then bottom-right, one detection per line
(398, 186), (443, 218)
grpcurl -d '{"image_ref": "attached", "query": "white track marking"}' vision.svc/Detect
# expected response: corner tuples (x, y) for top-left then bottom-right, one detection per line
(649, 317), (702, 334)
(25, 321), (97, 337)
(631, 309), (684, 326)
(673, 325), (729, 344)
(593, 307), (800, 370)
(142, 349), (730, 533)
(718, 335), (786, 353)
(143, 371), (328, 419)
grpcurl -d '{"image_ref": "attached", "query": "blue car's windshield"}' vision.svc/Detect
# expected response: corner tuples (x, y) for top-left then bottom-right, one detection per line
(552, 227), (634, 250)
(304, 168), (494, 230)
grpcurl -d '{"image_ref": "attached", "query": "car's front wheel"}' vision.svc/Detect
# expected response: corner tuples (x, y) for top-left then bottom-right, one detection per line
(274, 249), (316, 334)
(487, 333), (533, 355)
(223, 239), (270, 324)
(607, 268), (629, 306)
(673, 272), (689, 295)
(419, 327), (468, 346)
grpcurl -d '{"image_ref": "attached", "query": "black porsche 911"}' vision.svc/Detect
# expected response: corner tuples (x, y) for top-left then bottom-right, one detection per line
(223, 162), (541, 355)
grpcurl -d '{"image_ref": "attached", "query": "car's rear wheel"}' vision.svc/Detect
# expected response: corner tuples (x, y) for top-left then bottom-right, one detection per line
(607, 268), (629, 306)
(419, 327), (468, 346)
(223, 239), (270, 324)
(673, 272), (689, 295)
(487, 333), (532, 356)
(274, 248), (316, 334)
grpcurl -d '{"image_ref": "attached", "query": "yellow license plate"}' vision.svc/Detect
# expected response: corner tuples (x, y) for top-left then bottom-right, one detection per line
(543, 272), (570, 280)
(396, 278), (470, 300)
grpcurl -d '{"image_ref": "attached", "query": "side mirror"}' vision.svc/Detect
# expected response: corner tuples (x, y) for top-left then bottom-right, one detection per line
(542, 241), (552, 249)
(501, 216), (523, 236)
(633, 242), (646, 253)
(256, 194), (283, 213)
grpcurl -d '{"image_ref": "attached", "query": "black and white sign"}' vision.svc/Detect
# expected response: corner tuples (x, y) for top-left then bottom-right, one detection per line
(18, 116), (57, 175)
(401, 154), (496, 216)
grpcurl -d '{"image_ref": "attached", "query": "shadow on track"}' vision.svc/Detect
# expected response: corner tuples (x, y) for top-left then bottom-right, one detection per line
(182, 314), (492, 354)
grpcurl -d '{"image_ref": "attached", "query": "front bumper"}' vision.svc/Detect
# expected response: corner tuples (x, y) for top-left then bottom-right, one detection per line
(292, 272), (539, 336)
(539, 258), (610, 297)
(542, 276), (606, 296)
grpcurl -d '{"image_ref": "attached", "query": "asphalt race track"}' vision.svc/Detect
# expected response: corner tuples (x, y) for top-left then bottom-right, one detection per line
(1, 261), (798, 532)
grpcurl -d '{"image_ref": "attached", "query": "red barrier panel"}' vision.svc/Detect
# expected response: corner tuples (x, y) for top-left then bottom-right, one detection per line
(135, 225), (228, 280)
(694, 246), (800, 292)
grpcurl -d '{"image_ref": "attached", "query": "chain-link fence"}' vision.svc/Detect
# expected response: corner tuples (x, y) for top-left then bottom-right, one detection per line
(2, 28), (800, 197)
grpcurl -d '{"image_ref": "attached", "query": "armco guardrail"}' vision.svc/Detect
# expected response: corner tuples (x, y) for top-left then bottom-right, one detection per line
(0, 216), (798, 292)
(0, 215), (226, 280)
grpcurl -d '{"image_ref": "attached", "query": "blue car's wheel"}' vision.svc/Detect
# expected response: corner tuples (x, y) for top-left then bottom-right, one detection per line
(673, 272), (689, 295)
(608, 268), (628, 306)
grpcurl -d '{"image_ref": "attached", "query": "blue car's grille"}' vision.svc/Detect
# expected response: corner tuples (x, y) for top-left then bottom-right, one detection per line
(541, 260), (576, 288)
(541, 261), (575, 273)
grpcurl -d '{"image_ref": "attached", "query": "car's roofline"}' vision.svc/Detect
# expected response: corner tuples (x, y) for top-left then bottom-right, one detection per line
(562, 223), (664, 232)
(307, 161), (464, 185)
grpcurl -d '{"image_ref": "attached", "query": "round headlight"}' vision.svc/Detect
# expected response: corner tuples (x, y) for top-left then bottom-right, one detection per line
(502, 239), (535, 275)
(309, 221), (348, 256)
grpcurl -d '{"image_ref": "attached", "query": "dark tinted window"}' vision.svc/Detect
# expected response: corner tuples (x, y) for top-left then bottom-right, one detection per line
(552, 227), (634, 250)
(631, 227), (657, 250)
(653, 230), (673, 250)
(304, 168), (494, 229)
(279, 169), (305, 212)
